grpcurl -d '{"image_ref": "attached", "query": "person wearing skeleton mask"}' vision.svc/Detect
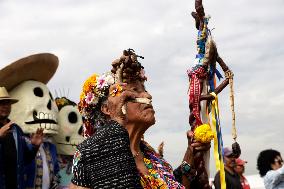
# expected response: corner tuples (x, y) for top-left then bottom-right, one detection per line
(54, 97), (85, 189)
(0, 87), (44, 189)
(70, 49), (211, 189)
(0, 53), (60, 189)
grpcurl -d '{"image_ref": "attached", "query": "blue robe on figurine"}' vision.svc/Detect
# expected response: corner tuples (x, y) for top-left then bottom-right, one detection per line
(0, 123), (39, 189)
(24, 139), (59, 189)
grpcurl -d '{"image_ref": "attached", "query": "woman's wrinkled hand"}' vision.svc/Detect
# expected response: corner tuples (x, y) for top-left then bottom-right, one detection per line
(187, 130), (211, 152)
(105, 83), (137, 125)
(183, 130), (211, 166)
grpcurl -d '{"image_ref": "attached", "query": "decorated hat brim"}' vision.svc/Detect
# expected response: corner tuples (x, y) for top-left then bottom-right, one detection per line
(0, 53), (58, 91)
(0, 97), (19, 104)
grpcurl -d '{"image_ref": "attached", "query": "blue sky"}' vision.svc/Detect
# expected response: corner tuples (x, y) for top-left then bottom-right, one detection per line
(0, 0), (284, 176)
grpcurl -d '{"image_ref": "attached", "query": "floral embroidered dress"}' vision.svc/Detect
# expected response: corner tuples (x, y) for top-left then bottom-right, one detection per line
(140, 141), (185, 189)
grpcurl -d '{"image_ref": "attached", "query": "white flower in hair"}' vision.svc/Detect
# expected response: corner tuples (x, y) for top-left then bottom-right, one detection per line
(105, 73), (115, 85)
(96, 73), (114, 89)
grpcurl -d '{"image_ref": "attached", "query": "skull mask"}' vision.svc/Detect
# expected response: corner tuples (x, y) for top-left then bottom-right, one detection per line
(9, 80), (59, 134)
(53, 97), (84, 155)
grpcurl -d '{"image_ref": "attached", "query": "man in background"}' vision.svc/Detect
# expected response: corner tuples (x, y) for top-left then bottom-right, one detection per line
(0, 87), (44, 189)
(214, 147), (242, 189)
(234, 158), (251, 189)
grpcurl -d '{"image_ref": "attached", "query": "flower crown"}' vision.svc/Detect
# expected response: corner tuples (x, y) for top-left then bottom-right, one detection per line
(55, 97), (76, 111)
(78, 49), (146, 137)
(78, 72), (115, 136)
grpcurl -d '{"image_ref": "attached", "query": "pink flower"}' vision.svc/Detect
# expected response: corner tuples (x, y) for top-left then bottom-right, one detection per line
(97, 76), (106, 89)
(97, 73), (114, 89)
(85, 92), (98, 105)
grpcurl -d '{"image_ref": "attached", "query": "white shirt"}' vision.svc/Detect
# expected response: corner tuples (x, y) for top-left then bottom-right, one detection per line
(39, 145), (50, 189)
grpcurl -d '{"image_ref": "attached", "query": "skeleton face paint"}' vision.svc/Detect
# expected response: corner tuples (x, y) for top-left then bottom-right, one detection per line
(9, 80), (59, 134)
(53, 98), (84, 155)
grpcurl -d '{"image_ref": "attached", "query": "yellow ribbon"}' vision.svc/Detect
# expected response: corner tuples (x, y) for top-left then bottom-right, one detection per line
(210, 92), (226, 189)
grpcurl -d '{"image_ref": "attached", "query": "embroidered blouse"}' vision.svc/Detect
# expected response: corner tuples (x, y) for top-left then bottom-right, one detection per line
(72, 120), (185, 189)
(140, 141), (185, 189)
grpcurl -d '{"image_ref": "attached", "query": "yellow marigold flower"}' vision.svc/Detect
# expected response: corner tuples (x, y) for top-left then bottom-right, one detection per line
(194, 123), (214, 143)
(110, 84), (123, 97)
(80, 92), (85, 101)
(55, 99), (63, 106)
(83, 74), (98, 93)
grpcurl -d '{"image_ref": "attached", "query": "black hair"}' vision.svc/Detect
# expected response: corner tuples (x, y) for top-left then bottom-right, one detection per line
(257, 149), (281, 177)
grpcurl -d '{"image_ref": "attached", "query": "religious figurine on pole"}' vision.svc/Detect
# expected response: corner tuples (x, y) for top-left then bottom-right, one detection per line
(187, 0), (241, 188)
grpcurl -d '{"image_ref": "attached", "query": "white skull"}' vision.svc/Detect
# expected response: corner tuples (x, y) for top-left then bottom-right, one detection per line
(9, 80), (59, 134)
(53, 99), (84, 155)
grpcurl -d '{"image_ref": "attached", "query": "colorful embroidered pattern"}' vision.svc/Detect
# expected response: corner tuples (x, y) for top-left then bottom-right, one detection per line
(187, 16), (212, 129)
(140, 141), (185, 189)
(72, 149), (81, 168)
(188, 65), (207, 127)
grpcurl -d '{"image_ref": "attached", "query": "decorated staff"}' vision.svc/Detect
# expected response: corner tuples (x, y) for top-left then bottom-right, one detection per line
(187, 0), (241, 189)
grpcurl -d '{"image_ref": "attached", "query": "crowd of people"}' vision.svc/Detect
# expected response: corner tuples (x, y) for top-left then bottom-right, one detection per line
(1, 50), (284, 189)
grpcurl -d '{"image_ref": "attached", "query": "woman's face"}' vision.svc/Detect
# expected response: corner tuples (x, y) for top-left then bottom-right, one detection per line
(271, 155), (283, 170)
(125, 81), (155, 127)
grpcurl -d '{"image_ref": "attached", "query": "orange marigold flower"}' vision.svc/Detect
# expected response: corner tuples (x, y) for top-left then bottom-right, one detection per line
(80, 92), (85, 101)
(110, 84), (123, 97)
(83, 74), (98, 93)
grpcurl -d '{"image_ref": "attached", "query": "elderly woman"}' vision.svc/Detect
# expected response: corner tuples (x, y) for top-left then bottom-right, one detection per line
(70, 49), (210, 189)
(257, 149), (284, 189)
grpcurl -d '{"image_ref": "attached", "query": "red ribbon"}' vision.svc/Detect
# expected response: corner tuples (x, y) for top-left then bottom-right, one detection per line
(188, 66), (207, 129)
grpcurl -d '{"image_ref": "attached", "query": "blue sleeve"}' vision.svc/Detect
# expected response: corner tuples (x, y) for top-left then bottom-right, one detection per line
(18, 130), (38, 165)
(49, 143), (60, 175)
(265, 166), (284, 187)
(24, 143), (38, 164)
